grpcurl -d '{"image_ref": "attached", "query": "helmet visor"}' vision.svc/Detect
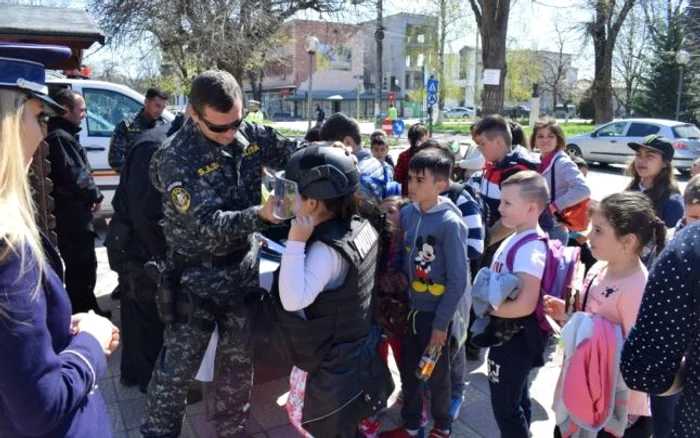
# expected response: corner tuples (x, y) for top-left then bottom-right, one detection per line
(273, 170), (301, 220)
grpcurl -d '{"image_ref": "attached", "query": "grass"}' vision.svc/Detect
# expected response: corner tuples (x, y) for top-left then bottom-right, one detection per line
(433, 122), (596, 139)
(275, 128), (401, 147)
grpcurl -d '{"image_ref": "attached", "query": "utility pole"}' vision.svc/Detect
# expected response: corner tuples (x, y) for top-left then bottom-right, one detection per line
(473, 28), (480, 109)
(375, 0), (384, 126)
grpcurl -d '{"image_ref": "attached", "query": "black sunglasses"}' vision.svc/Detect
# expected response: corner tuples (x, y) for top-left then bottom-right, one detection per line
(197, 112), (243, 133)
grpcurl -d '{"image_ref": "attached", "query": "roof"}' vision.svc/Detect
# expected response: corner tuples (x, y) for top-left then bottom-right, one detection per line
(615, 118), (690, 126)
(0, 5), (104, 45)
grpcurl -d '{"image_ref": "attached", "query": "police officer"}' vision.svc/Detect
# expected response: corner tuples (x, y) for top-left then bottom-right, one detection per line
(140, 70), (298, 438)
(243, 99), (264, 124)
(45, 88), (110, 317)
(108, 87), (168, 173)
(106, 123), (173, 393)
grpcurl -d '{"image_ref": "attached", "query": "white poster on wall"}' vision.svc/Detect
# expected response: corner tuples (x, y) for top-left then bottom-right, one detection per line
(483, 69), (501, 86)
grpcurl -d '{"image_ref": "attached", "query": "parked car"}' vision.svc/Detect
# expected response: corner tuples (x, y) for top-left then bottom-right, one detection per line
(444, 107), (475, 118)
(504, 104), (530, 119)
(47, 76), (175, 216)
(566, 118), (700, 173)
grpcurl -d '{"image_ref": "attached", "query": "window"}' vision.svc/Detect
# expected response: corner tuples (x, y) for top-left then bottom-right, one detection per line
(627, 123), (661, 138)
(406, 55), (411, 68)
(672, 124), (700, 139)
(83, 88), (143, 137)
(417, 54), (425, 67)
(595, 122), (627, 137)
(417, 34), (425, 44)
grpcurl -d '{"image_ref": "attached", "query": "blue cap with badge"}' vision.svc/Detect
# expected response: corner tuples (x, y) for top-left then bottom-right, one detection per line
(0, 43), (72, 114)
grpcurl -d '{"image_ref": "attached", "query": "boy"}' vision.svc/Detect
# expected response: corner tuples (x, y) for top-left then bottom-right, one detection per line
(380, 149), (471, 438)
(670, 175), (700, 239)
(395, 123), (429, 196)
(472, 115), (539, 247)
(487, 171), (550, 438)
(372, 136), (394, 177)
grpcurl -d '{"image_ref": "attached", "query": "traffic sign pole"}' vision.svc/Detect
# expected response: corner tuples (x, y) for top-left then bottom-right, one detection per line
(426, 76), (439, 137)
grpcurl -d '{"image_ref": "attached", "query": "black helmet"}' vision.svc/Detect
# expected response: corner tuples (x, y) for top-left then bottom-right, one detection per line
(284, 145), (359, 200)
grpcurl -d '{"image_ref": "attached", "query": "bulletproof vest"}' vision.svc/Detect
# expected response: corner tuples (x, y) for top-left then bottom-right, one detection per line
(281, 216), (379, 371)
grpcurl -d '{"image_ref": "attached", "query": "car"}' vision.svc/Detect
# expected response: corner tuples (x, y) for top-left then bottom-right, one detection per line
(505, 104), (531, 119)
(47, 76), (175, 217)
(566, 118), (700, 173)
(444, 107), (475, 118)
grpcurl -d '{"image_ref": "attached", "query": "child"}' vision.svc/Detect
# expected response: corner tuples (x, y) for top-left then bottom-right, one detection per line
(380, 149), (471, 438)
(485, 171), (551, 438)
(672, 174), (700, 236)
(472, 115), (539, 257)
(276, 146), (390, 437)
(372, 136), (395, 176)
(371, 129), (396, 168)
(545, 192), (667, 437)
(395, 124), (429, 196)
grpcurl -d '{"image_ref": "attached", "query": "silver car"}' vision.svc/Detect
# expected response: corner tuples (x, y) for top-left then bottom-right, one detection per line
(566, 118), (700, 173)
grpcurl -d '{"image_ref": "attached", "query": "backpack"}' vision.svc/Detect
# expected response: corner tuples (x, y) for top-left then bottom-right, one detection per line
(446, 181), (490, 246)
(505, 233), (583, 332)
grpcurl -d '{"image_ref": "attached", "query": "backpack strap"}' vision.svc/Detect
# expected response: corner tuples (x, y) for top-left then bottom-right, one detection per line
(505, 232), (544, 273)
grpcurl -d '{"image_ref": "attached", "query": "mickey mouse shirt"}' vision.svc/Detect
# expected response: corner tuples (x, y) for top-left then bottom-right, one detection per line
(398, 197), (470, 332)
(582, 261), (650, 417)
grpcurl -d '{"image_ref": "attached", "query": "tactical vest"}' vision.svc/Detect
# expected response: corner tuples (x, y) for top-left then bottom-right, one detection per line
(272, 216), (383, 434)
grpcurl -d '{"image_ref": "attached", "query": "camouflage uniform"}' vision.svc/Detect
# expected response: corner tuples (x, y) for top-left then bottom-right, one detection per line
(109, 108), (166, 173)
(140, 119), (297, 438)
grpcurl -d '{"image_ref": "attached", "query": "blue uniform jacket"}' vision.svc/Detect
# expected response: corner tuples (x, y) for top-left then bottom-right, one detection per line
(0, 239), (111, 438)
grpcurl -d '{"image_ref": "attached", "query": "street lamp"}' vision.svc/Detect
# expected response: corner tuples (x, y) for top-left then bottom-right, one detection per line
(675, 50), (690, 121)
(305, 35), (319, 130)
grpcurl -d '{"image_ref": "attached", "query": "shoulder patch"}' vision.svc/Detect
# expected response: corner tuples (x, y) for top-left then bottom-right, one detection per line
(171, 186), (191, 213)
(197, 161), (221, 176)
(243, 143), (261, 157)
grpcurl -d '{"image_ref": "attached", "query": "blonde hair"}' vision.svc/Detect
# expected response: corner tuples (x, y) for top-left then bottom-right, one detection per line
(501, 170), (550, 211)
(0, 89), (46, 321)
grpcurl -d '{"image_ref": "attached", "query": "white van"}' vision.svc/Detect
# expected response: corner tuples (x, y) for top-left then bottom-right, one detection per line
(46, 75), (175, 216)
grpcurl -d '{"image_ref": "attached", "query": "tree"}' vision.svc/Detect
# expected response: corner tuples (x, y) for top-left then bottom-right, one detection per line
(584, 0), (636, 124)
(468, 0), (512, 116)
(505, 49), (543, 104)
(612, 4), (648, 117)
(540, 24), (576, 113)
(89, 0), (345, 92)
(637, 0), (693, 121)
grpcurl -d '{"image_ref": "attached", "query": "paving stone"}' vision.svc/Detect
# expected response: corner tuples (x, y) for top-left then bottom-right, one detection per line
(98, 376), (118, 404)
(106, 402), (126, 433)
(120, 396), (148, 430)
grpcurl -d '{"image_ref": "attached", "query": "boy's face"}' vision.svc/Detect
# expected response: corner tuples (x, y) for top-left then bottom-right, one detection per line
(372, 144), (388, 161)
(408, 169), (447, 206)
(685, 203), (700, 225)
(499, 185), (539, 229)
(477, 133), (506, 163)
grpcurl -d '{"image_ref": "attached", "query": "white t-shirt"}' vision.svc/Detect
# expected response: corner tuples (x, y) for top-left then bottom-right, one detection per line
(490, 226), (547, 280)
(279, 241), (350, 313)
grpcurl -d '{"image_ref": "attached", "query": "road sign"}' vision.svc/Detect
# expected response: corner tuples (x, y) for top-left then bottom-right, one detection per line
(392, 120), (405, 136)
(427, 78), (439, 94)
(427, 93), (437, 106)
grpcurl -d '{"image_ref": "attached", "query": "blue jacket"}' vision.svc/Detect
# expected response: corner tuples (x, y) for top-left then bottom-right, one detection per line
(0, 239), (112, 438)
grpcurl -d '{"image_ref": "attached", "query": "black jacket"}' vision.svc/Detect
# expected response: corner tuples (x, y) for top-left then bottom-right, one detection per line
(109, 125), (169, 267)
(45, 117), (102, 228)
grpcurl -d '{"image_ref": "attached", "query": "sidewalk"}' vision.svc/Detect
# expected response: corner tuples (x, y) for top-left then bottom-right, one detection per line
(94, 244), (562, 438)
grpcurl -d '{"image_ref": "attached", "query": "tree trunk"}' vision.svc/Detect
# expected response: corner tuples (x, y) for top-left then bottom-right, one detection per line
(375, 0), (383, 124)
(592, 40), (615, 124)
(478, 0), (510, 116)
(436, 0), (447, 125)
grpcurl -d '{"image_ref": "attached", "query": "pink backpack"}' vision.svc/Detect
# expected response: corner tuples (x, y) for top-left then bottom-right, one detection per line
(506, 233), (582, 332)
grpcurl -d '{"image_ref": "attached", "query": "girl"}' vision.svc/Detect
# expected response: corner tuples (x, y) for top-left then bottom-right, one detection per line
(545, 192), (667, 438)
(626, 135), (684, 228)
(531, 117), (591, 245)
(394, 123), (429, 196)
(0, 45), (118, 437)
(276, 145), (390, 437)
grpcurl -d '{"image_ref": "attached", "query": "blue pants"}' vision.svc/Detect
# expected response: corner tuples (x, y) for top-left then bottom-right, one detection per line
(650, 393), (681, 438)
(488, 331), (535, 438)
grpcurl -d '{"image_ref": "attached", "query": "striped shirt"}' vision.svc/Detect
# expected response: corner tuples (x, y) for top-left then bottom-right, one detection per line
(449, 186), (485, 260)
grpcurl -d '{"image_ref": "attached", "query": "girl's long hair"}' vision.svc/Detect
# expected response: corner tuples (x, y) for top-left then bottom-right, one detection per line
(0, 89), (46, 321)
(625, 153), (680, 206)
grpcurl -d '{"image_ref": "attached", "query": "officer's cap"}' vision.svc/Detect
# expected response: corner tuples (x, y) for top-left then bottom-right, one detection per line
(0, 43), (72, 115)
(249, 100), (260, 105)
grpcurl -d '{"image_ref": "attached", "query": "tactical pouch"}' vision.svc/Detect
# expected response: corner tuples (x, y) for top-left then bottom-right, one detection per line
(156, 264), (180, 324)
(104, 220), (132, 252)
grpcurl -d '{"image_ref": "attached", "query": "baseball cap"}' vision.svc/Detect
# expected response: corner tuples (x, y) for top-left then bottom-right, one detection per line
(628, 134), (675, 162)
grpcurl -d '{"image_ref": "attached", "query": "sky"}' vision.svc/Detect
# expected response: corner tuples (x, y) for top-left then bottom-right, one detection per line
(68, 0), (597, 79)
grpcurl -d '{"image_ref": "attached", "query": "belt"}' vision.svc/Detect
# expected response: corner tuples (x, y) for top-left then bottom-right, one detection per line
(172, 247), (249, 269)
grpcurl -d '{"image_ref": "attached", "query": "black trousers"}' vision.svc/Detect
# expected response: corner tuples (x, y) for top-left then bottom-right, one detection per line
(120, 270), (165, 393)
(56, 227), (99, 313)
(400, 311), (451, 431)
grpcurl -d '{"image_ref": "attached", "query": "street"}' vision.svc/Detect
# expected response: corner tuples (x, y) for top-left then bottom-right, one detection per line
(90, 155), (685, 437)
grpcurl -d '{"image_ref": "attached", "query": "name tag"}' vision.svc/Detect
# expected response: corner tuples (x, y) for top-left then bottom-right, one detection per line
(197, 162), (220, 176)
(244, 144), (260, 157)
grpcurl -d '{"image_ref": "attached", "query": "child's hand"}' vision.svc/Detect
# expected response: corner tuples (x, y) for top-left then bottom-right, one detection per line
(428, 328), (447, 354)
(288, 215), (315, 242)
(543, 295), (567, 321)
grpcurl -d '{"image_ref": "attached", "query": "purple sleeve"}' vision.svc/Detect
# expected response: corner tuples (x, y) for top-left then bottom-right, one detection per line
(0, 255), (107, 436)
